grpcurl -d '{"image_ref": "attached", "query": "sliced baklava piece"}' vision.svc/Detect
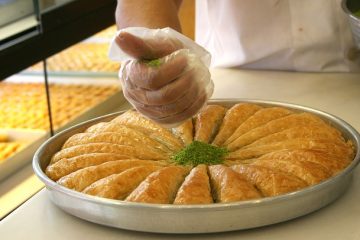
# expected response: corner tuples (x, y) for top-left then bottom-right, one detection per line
(212, 103), (262, 146)
(85, 122), (172, 154)
(61, 132), (169, 158)
(257, 150), (350, 175)
(208, 165), (261, 203)
(85, 122), (108, 133)
(231, 164), (307, 197)
(58, 159), (164, 191)
(112, 110), (184, 151)
(253, 159), (331, 185)
(194, 105), (227, 143)
(245, 126), (344, 148)
(126, 166), (190, 204)
(83, 165), (162, 199)
(173, 164), (213, 204)
(224, 107), (292, 146)
(223, 158), (257, 166)
(227, 112), (341, 151)
(46, 153), (130, 181)
(51, 142), (167, 164)
(171, 119), (193, 146)
(226, 138), (354, 160)
(64, 130), (170, 153)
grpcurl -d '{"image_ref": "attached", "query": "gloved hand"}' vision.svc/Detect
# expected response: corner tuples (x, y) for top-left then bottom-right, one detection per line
(113, 28), (213, 126)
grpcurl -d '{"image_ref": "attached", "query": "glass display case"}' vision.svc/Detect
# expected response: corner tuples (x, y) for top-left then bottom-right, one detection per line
(0, 0), (119, 219)
(24, 25), (119, 77)
(39, 0), (74, 11)
(0, 0), (195, 219)
(0, 0), (117, 80)
(0, 24), (125, 183)
(0, 0), (40, 49)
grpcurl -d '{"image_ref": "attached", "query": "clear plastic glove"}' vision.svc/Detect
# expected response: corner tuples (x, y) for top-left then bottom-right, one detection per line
(109, 27), (214, 126)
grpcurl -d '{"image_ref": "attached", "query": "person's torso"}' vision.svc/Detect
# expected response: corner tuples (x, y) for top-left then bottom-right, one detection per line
(195, 0), (360, 72)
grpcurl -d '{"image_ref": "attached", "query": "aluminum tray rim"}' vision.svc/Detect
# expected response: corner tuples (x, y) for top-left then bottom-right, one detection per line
(33, 99), (360, 210)
(33, 98), (360, 210)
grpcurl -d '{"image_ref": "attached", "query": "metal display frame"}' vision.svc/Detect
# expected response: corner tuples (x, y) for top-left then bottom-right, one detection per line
(0, 0), (116, 80)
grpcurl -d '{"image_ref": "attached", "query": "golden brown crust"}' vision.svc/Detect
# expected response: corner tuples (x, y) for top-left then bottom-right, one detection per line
(83, 165), (162, 199)
(62, 132), (169, 157)
(253, 159), (331, 185)
(174, 164), (213, 204)
(84, 122), (172, 154)
(46, 153), (130, 181)
(208, 165), (261, 203)
(226, 138), (354, 160)
(85, 122), (108, 133)
(171, 119), (194, 146)
(257, 150), (350, 175)
(245, 126), (344, 148)
(47, 104), (355, 205)
(51, 143), (167, 164)
(224, 107), (292, 146)
(212, 103), (263, 146)
(223, 159), (258, 166)
(227, 112), (338, 151)
(125, 166), (190, 204)
(231, 164), (307, 197)
(58, 159), (164, 191)
(194, 105), (227, 143)
(112, 110), (184, 151)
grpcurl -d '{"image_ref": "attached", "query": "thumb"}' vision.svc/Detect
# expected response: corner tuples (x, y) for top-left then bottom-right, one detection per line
(115, 31), (183, 60)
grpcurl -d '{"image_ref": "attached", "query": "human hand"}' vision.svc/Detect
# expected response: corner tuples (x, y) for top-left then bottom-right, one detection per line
(116, 31), (213, 126)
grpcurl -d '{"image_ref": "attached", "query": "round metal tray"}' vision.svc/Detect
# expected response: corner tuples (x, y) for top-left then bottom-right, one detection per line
(33, 99), (360, 234)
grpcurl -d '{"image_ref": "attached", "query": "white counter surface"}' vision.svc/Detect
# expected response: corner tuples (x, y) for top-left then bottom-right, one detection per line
(1, 68), (360, 239)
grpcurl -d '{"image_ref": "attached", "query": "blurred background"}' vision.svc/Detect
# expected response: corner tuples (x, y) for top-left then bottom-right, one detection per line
(0, 0), (194, 219)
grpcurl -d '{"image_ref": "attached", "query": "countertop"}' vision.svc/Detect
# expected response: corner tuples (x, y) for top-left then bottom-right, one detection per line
(1, 68), (360, 239)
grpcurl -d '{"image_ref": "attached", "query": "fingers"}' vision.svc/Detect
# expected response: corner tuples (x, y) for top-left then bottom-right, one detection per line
(127, 52), (188, 90)
(123, 75), (208, 124)
(117, 35), (213, 125)
(127, 80), (200, 118)
(125, 69), (196, 105)
(116, 31), (183, 60)
(143, 92), (208, 125)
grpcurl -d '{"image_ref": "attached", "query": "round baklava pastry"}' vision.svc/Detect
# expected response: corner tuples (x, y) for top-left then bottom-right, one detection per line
(46, 103), (355, 204)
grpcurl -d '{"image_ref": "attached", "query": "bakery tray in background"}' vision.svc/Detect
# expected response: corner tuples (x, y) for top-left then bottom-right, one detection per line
(21, 25), (118, 77)
(0, 76), (127, 180)
(0, 77), (124, 131)
(22, 42), (119, 78)
(0, 129), (46, 182)
(21, 24), (118, 77)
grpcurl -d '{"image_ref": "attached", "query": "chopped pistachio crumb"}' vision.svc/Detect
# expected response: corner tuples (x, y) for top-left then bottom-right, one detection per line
(145, 59), (162, 67)
(171, 141), (229, 166)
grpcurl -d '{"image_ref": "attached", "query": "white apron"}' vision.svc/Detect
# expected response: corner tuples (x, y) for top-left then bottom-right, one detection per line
(195, 0), (360, 72)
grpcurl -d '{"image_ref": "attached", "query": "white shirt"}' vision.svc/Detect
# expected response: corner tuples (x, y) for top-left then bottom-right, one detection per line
(195, 0), (360, 72)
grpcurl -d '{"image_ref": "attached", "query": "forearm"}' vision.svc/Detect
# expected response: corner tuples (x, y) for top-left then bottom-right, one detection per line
(116, 0), (182, 31)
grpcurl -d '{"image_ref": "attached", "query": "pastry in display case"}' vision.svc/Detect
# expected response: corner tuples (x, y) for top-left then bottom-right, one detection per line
(0, 128), (46, 181)
(0, 133), (24, 162)
(0, 81), (121, 130)
(0, 0), (125, 220)
(24, 25), (120, 76)
(0, 12), (126, 182)
(0, 77), (124, 181)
